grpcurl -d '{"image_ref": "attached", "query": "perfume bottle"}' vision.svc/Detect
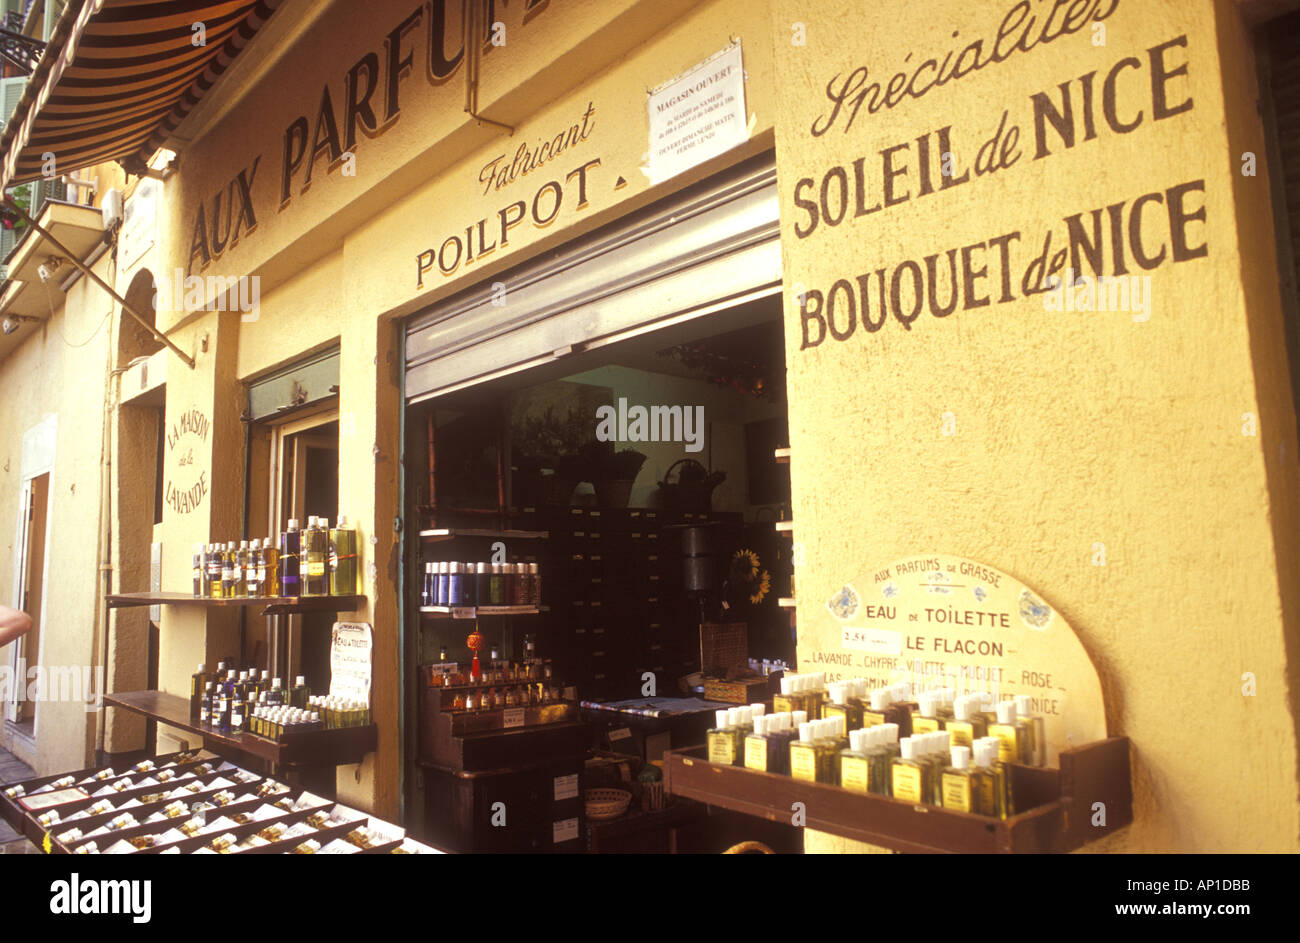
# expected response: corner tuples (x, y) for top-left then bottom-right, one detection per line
(708, 709), (740, 765)
(192, 543), (204, 597)
(788, 722), (821, 783)
(291, 676), (310, 710)
(303, 517), (329, 596)
(1015, 695), (1045, 766)
(866, 726), (894, 795)
(822, 681), (864, 731)
(839, 728), (872, 794)
(805, 673), (828, 720)
(245, 539), (262, 596)
(744, 714), (775, 772)
(911, 691), (943, 734)
(975, 738), (1010, 819)
(231, 541), (248, 598)
(862, 688), (890, 727)
(190, 663), (207, 721)
(927, 732), (952, 805)
(329, 516), (358, 596)
(207, 543), (223, 598)
(280, 519), (301, 596)
(262, 537), (279, 596)
(945, 694), (988, 749)
(773, 674), (805, 715)
(768, 712), (798, 774)
(989, 700), (1029, 765)
(220, 543), (235, 598)
(200, 682), (214, 726)
(890, 736), (933, 805)
(941, 745), (978, 813)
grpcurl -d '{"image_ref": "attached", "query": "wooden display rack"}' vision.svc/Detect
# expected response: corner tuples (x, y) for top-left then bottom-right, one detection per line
(663, 736), (1131, 853)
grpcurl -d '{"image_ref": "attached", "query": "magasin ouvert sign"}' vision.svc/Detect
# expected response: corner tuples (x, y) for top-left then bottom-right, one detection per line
(185, 0), (553, 275)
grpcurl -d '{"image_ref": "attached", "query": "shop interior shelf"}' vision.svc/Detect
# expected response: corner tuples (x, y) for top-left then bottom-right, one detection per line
(104, 591), (366, 616)
(663, 737), (1132, 853)
(102, 691), (377, 768)
(418, 528), (549, 542)
(418, 605), (547, 618)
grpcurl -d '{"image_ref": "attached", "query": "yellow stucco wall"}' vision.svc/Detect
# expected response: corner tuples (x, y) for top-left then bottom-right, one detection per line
(770, 0), (1300, 852)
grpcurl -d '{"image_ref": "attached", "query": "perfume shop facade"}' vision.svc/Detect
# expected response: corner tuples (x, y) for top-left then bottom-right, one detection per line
(9, 0), (1298, 852)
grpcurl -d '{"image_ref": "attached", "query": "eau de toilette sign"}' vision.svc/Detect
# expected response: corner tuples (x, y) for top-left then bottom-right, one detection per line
(818, 554), (1105, 765)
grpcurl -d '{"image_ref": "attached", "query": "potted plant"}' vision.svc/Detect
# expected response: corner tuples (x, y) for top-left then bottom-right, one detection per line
(591, 446), (647, 508)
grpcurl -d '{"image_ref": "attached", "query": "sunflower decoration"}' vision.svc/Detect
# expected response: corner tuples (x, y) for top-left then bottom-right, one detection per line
(730, 549), (772, 606)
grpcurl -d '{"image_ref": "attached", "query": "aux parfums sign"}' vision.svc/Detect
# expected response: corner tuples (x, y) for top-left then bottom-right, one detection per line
(187, 0), (552, 275)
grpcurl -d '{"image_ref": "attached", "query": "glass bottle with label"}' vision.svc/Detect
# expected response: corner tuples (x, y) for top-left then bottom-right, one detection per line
(192, 543), (204, 597)
(220, 543), (235, 598)
(862, 688), (890, 727)
(207, 543), (223, 598)
(245, 538), (262, 597)
(231, 541), (248, 598)
(279, 519), (301, 596)
(989, 700), (1029, 765)
(945, 694), (988, 749)
(941, 745), (979, 813)
(707, 709), (740, 765)
(788, 722), (820, 783)
(975, 738), (1009, 818)
(1015, 695), (1045, 766)
(303, 517), (329, 596)
(190, 664), (207, 721)
(839, 728), (872, 794)
(262, 537), (279, 597)
(909, 691), (938, 734)
(329, 516), (358, 596)
(891, 736), (934, 805)
(291, 675), (310, 710)
(822, 681), (864, 731)
(865, 726), (893, 795)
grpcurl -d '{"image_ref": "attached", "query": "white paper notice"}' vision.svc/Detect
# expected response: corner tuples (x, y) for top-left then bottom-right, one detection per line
(329, 622), (373, 704)
(552, 817), (579, 844)
(648, 43), (747, 185)
(553, 774), (579, 801)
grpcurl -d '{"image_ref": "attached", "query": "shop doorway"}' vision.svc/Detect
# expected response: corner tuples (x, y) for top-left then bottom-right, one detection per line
(5, 472), (49, 731)
(266, 412), (339, 692)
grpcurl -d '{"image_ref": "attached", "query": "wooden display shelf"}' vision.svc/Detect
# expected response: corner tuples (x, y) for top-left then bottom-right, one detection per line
(418, 605), (546, 618)
(418, 528), (548, 542)
(102, 691), (377, 768)
(104, 591), (366, 616)
(663, 737), (1132, 854)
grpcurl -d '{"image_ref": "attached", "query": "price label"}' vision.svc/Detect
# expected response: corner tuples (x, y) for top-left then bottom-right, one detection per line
(553, 773), (579, 801)
(451, 607), (475, 620)
(609, 727), (631, 741)
(503, 708), (525, 728)
(552, 817), (579, 844)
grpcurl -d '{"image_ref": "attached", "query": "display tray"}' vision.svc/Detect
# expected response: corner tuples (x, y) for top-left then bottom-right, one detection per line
(3, 754), (439, 855)
(103, 690), (377, 767)
(663, 736), (1132, 854)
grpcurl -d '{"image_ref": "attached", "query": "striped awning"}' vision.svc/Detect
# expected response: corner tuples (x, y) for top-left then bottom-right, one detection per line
(0, 0), (281, 189)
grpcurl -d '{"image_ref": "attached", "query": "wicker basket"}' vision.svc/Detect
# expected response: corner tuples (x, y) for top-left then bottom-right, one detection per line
(585, 788), (632, 821)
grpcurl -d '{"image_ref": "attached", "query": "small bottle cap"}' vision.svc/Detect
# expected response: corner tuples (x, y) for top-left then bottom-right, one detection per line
(951, 745), (970, 769)
(296, 676), (306, 687)
(752, 715), (766, 736)
(715, 709), (730, 728)
(476, 562), (487, 574)
(337, 515), (349, 528)
(792, 710), (807, 726)
(250, 538), (261, 550)
(918, 691), (935, 715)
(954, 695), (972, 721)
(899, 737), (916, 760)
(780, 677), (793, 695)
(870, 689), (889, 711)
(937, 730), (950, 752)
(881, 723), (899, 745)
(996, 700), (1017, 724)
(849, 729), (863, 752)
(528, 562), (539, 574)
(831, 683), (847, 706)
(1015, 694), (1032, 716)
(727, 708), (742, 727)
(798, 722), (814, 743)
(288, 518), (299, 531)
(749, 703), (765, 718)
(197, 663), (206, 673)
